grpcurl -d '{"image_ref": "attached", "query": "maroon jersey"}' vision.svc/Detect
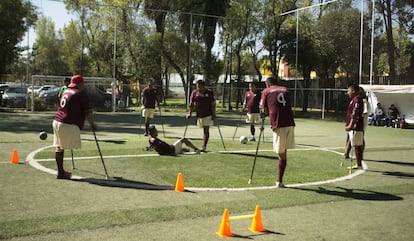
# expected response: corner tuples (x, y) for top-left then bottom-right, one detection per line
(149, 138), (174, 155)
(346, 95), (364, 131)
(190, 88), (215, 118)
(245, 89), (261, 113)
(54, 87), (91, 130)
(260, 85), (295, 129)
(142, 87), (159, 108)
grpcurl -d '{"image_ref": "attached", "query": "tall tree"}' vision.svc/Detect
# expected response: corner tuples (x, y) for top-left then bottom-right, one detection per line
(377, 0), (414, 83)
(0, 0), (36, 81)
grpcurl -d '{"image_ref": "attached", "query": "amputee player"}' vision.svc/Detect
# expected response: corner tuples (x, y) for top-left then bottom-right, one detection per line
(345, 84), (364, 169)
(148, 125), (200, 155)
(243, 82), (261, 141)
(187, 80), (216, 152)
(260, 76), (295, 188)
(141, 78), (160, 136)
(52, 75), (97, 179)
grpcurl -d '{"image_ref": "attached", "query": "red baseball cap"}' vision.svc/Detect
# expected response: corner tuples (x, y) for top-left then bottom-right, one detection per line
(68, 75), (84, 88)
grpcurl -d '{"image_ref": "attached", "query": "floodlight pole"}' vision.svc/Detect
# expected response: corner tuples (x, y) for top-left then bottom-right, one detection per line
(369, 0), (375, 86)
(359, 0), (364, 85)
(281, 0), (337, 111)
(112, 12), (117, 112)
(186, 13), (193, 111)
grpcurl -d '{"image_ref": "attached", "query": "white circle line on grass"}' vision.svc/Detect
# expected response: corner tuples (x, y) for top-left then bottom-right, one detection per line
(26, 145), (366, 191)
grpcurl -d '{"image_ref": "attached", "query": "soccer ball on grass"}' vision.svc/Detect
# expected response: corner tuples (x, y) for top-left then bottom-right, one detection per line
(239, 136), (248, 144)
(39, 131), (48, 140)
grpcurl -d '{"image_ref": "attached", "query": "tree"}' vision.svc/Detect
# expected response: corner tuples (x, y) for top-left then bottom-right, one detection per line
(377, 0), (414, 83)
(32, 16), (68, 75)
(0, 0), (36, 81)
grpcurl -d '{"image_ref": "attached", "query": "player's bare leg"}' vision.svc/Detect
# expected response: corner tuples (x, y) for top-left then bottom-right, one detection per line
(181, 138), (199, 152)
(202, 126), (209, 151)
(250, 124), (256, 141)
(144, 117), (152, 136)
(55, 147), (71, 179)
(276, 151), (287, 188)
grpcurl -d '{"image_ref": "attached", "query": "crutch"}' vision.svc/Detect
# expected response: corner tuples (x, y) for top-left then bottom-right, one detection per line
(216, 119), (227, 151)
(71, 149), (75, 170)
(248, 116), (265, 184)
(92, 129), (110, 180)
(232, 110), (244, 141)
(159, 107), (166, 137)
(183, 117), (189, 138)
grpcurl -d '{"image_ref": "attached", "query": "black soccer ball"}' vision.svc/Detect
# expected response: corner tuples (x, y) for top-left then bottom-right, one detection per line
(39, 131), (47, 140)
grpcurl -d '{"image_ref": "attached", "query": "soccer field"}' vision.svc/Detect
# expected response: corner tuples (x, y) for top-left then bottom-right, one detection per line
(0, 111), (413, 240)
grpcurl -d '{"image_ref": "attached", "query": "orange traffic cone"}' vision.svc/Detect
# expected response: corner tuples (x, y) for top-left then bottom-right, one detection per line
(10, 149), (19, 164)
(175, 172), (185, 192)
(249, 205), (266, 233)
(217, 208), (232, 237)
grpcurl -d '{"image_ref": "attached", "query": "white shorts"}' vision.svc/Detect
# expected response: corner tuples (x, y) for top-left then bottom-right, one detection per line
(53, 120), (81, 150)
(197, 116), (214, 127)
(246, 113), (260, 124)
(142, 108), (155, 118)
(173, 139), (183, 154)
(348, 130), (364, 146)
(272, 126), (295, 154)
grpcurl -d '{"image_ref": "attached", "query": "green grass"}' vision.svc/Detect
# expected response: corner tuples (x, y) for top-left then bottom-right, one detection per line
(1, 111), (414, 241)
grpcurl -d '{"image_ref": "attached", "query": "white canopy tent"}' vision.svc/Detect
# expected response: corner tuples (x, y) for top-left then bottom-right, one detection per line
(360, 84), (414, 124)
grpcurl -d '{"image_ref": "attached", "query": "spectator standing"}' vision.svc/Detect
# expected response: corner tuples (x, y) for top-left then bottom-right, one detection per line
(243, 82), (261, 141)
(187, 80), (216, 152)
(345, 84), (364, 169)
(52, 75), (97, 179)
(260, 76), (295, 188)
(141, 78), (160, 136)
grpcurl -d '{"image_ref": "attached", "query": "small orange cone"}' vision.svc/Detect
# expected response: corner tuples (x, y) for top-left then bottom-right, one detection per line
(175, 172), (185, 192)
(10, 149), (19, 164)
(249, 205), (266, 233)
(217, 208), (232, 237)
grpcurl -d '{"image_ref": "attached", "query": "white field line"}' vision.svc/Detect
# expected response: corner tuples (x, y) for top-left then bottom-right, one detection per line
(26, 145), (367, 191)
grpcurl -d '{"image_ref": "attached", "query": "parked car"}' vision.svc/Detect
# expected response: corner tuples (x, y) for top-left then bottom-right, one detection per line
(84, 86), (114, 111)
(38, 86), (61, 108)
(0, 84), (9, 106)
(2, 86), (27, 108)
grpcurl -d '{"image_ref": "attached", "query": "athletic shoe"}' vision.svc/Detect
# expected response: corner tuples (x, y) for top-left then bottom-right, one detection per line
(201, 146), (206, 152)
(57, 171), (72, 179)
(347, 165), (362, 170)
(275, 182), (285, 188)
(250, 137), (256, 142)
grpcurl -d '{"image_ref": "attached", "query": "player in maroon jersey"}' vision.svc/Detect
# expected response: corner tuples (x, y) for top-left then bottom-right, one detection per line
(186, 80), (216, 152)
(260, 76), (295, 188)
(345, 84), (364, 169)
(141, 78), (160, 136)
(52, 75), (97, 179)
(148, 125), (200, 155)
(242, 82), (261, 141)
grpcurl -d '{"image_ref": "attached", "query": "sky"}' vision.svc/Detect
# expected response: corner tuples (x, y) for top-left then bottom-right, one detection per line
(21, 0), (73, 48)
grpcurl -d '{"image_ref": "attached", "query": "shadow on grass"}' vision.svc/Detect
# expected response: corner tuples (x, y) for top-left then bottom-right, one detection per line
(292, 186), (402, 201)
(73, 177), (174, 191)
(72, 176), (197, 193)
(364, 159), (414, 167)
(82, 138), (127, 144)
(228, 230), (285, 239)
(367, 169), (414, 179)
(221, 152), (275, 160)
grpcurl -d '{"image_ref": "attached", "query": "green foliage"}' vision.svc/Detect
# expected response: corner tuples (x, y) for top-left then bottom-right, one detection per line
(0, 0), (37, 80)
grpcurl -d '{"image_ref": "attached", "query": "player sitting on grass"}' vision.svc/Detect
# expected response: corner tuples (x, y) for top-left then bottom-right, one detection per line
(148, 125), (200, 155)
